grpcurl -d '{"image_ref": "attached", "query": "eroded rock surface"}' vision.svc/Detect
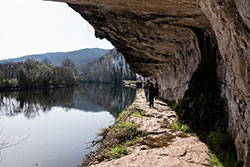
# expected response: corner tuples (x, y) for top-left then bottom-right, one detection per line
(91, 137), (210, 167)
(51, 0), (249, 165)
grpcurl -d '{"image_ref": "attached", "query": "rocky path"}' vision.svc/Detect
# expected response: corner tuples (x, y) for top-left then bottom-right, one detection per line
(91, 91), (210, 167)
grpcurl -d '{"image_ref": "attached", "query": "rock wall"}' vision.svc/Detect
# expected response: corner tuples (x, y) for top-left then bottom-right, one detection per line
(51, 0), (249, 165)
(78, 48), (137, 83)
(200, 2), (250, 166)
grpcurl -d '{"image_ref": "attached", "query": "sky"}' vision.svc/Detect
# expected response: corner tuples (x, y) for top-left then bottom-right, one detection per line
(0, 0), (113, 60)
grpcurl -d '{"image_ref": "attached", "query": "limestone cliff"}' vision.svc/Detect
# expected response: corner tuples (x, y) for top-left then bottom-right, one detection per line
(78, 48), (137, 83)
(51, 0), (249, 166)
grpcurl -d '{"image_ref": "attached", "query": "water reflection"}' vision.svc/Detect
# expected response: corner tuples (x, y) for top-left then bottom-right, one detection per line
(0, 84), (136, 167)
(76, 84), (136, 117)
(0, 84), (136, 119)
(0, 88), (76, 119)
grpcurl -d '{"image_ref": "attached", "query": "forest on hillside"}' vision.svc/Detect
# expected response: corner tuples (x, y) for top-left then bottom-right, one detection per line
(0, 48), (138, 91)
(0, 58), (78, 90)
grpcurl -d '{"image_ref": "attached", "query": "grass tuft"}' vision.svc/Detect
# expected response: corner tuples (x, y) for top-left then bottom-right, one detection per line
(125, 136), (142, 146)
(172, 120), (191, 133)
(109, 145), (132, 158)
(208, 131), (239, 167)
(132, 111), (143, 118)
(138, 88), (144, 93)
(89, 108), (143, 162)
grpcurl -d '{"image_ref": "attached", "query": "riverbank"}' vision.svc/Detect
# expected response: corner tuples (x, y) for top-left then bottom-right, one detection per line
(81, 91), (210, 167)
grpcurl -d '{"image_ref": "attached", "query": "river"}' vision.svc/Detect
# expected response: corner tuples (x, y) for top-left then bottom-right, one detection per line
(0, 84), (136, 167)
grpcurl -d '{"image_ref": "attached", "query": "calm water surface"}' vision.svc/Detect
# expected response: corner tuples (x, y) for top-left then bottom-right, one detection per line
(0, 84), (136, 167)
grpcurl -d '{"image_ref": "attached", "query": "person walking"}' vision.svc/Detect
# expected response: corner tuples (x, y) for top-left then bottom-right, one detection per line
(148, 80), (156, 109)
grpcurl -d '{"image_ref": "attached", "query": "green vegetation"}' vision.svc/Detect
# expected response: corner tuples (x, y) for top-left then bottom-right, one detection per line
(134, 100), (141, 103)
(168, 95), (238, 167)
(168, 99), (177, 110)
(61, 58), (77, 73)
(113, 109), (141, 143)
(125, 136), (142, 146)
(138, 88), (144, 93)
(171, 120), (191, 133)
(0, 58), (78, 91)
(167, 77), (238, 167)
(208, 132), (239, 167)
(174, 93), (226, 132)
(131, 107), (145, 118)
(132, 111), (143, 118)
(168, 95), (239, 167)
(94, 107), (143, 160)
(109, 145), (131, 158)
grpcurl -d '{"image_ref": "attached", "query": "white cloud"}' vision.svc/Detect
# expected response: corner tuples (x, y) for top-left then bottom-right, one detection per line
(0, 0), (113, 60)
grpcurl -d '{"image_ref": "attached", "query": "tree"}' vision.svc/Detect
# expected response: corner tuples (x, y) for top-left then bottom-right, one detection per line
(61, 58), (76, 73)
(0, 58), (78, 90)
(0, 62), (19, 88)
(0, 71), (4, 87)
(38, 64), (53, 89)
(52, 66), (77, 87)
(17, 58), (40, 88)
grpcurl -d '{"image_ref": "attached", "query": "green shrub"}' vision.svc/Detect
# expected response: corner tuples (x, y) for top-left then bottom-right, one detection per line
(208, 131), (237, 167)
(132, 111), (143, 118)
(96, 108), (142, 160)
(109, 145), (131, 158)
(125, 136), (142, 146)
(131, 107), (145, 118)
(114, 120), (139, 140)
(172, 120), (191, 133)
(116, 110), (129, 122)
(168, 100), (177, 110)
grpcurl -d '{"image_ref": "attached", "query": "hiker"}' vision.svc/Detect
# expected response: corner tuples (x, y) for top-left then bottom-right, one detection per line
(148, 80), (156, 109)
(144, 80), (150, 101)
(154, 80), (159, 99)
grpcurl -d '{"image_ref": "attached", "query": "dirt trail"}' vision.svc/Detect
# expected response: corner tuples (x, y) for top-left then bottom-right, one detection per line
(90, 91), (210, 167)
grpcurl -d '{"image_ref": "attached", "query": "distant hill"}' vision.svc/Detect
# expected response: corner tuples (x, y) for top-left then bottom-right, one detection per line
(0, 48), (111, 66)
